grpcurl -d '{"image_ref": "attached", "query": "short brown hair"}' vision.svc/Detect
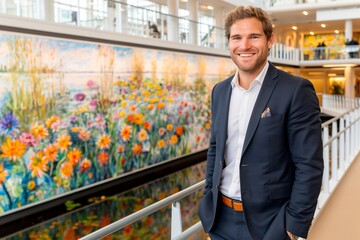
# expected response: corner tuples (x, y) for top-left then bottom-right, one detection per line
(225, 6), (273, 41)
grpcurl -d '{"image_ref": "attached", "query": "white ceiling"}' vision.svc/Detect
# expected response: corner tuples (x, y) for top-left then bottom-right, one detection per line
(220, 0), (360, 36)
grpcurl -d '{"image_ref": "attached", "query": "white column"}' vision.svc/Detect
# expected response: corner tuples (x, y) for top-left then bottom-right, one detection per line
(107, 1), (115, 31)
(215, 6), (224, 49)
(42, 0), (54, 21)
(345, 66), (355, 98)
(345, 20), (353, 42)
(118, 0), (128, 33)
(167, 0), (179, 42)
(188, 0), (198, 45)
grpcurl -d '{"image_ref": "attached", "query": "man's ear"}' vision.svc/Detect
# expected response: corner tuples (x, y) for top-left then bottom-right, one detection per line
(268, 33), (275, 49)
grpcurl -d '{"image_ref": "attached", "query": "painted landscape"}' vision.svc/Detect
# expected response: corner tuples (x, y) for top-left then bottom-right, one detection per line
(0, 31), (235, 213)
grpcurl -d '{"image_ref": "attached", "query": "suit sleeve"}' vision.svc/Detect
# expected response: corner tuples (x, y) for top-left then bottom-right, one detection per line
(285, 79), (324, 238)
(204, 84), (218, 195)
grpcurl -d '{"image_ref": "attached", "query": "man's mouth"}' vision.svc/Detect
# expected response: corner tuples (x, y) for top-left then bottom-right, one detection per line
(237, 53), (256, 57)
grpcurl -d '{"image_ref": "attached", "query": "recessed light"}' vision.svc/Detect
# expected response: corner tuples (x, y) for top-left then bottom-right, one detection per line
(207, 5), (214, 10)
(310, 32), (314, 35)
(335, 30), (339, 34)
(302, 11), (309, 15)
(321, 24), (326, 28)
(292, 26), (298, 30)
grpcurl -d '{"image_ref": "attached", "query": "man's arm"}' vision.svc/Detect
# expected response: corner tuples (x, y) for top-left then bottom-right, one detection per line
(286, 79), (324, 238)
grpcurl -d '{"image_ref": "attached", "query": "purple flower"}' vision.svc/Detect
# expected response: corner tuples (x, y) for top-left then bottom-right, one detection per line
(0, 112), (20, 136)
(74, 93), (86, 102)
(87, 79), (97, 89)
(69, 115), (78, 123)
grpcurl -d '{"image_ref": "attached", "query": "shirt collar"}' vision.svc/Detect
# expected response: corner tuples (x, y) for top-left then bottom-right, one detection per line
(231, 61), (269, 89)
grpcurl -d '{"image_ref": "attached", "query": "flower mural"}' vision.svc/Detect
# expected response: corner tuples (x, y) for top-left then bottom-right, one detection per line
(5, 162), (207, 240)
(0, 31), (235, 214)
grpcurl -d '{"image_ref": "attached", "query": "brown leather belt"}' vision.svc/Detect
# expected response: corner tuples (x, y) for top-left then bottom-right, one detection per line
(221, 194), (243, 212)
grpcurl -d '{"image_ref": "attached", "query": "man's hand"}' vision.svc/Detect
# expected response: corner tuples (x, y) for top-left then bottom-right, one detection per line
(287, 231), (299, 240)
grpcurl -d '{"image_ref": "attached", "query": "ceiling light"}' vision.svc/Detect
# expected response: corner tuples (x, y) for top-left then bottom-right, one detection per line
(310, 32), (314, 35)
(323, 64), (357, 68)
(335, 30), (339, 34)
(328, 73), (337, 77)
(302, 11), (309, 16)
(181, 0), (188, 2)
(321, 24), (326, 28)
(292, 26), (297, 30)
(207, 5), (214, 10)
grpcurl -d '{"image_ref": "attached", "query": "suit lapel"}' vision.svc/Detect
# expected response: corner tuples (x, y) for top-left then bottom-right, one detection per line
(242, 63), (279, 156)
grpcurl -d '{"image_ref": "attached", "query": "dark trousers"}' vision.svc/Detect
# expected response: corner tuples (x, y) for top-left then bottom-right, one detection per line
(208, 201), (253, 240)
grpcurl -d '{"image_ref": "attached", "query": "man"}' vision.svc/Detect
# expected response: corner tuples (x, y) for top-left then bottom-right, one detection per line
(198, 5), (323, 240)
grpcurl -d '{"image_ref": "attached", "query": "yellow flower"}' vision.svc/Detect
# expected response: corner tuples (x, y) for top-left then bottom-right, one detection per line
(121, 101), (128, 108)
(1, 138), (27, 161)
(118, 110), (126, 118)
(97, 134), (111, 149)
(71, 127), (80, 133)
(134, 113), (143, 125)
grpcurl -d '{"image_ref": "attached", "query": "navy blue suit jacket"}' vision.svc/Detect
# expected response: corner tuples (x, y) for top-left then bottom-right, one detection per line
(199, 62), (323, 240)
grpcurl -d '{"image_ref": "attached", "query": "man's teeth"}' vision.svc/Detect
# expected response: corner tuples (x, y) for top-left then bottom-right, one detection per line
(239, 53), (254, 57)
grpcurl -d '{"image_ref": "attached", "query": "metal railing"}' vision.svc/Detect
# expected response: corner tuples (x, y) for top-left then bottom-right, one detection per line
(80, 94), (360, 240)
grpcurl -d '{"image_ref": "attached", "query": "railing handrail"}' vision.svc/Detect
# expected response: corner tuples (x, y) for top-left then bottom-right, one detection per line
(80, 94), (360, 240)
(79, 180), (205, 240)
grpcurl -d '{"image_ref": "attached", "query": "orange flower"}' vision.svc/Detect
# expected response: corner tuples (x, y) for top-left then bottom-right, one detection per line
(157, 139), (165, 149)
(166, 124), (173, 131)
(137, 129), (148, 142)
(57, 134), (72, 153)
(143, 121), (151, 131)
(134, 113), (143, 125)
(30, 123), (49, 140)
(170, 135), (178, 145)
(45, 115), (60, 128)
(98, 152), (109, 165)
(176, 126), (183, 136)
(80, 158), (92, 172)
(126, 114), (135, 124)
(147, 104), (154, 111)
(60, 162), (73, 178)
(205, 122), (211, 129)
(1, 138), (26, 161)
(43, 144), (58, 162)
(28, 152), (49, 177)
(120, 125), (132, 141)
(132, 143), (142, 155)
(123, 225), (133, 236)
(71, 127), (80, 133)
(129, 104), (137, 112)
(157, 102), (165, 109)
(96, 134), (111, 149)
(67, 148), (82, 165)
(0, 164), (8, 184)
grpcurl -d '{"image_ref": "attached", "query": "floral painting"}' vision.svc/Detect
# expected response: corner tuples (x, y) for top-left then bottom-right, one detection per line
(0, 31), (235, 214)
(5, 162), (207, 239)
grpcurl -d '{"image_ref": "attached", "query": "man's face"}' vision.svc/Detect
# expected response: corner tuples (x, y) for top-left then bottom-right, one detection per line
(228, 17), (274, 75)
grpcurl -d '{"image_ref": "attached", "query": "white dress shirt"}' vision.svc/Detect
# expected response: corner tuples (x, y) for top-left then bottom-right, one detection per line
(219, 62), (269, 201)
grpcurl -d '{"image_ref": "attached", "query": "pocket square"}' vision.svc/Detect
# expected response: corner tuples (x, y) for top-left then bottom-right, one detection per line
(261, 107), (271, 118)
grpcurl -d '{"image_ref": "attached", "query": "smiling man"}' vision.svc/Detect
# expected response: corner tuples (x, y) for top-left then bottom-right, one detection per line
(198, 5), (324, 240)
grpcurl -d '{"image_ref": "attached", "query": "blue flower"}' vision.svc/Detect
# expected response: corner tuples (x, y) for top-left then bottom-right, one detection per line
(0, 112), (20, 136)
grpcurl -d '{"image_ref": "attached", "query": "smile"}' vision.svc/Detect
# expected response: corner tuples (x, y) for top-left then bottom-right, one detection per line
(237, 53), (255, 57)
